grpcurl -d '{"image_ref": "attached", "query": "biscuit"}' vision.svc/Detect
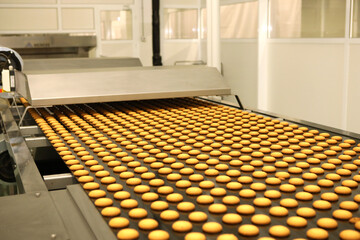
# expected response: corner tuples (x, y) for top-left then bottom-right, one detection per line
(236, 204), (255, 215)
(251, 214), (271, 225)
(172, 220), (192, 232)
(316, 218), (338, 229)
(148, 230), (169, 240)
(188, 211), (208, 222)
(129, 208), (148, 219)
(238, 224), (259, 237)
(114, 191), (131, 200)
(177, 202), (195, 212)
(313, 200), (332, 210)
(138, 219), (158, 230)
(269, 225), (290, 238)
(286, 216), (307, 228)
(184, 232), (206, 240)
(239, 189), (256, 198)
(133, 185), (150, 194)
(222, 213), (242, 224)
(269, 206), (288, 217)
(117, 228), (139, 240)
(109, 217), (129, 228)
(306, 228), (328, 240)
(142, 192), (159, 202)
(208, 203), (227, 214)
(88, 189), (106, 198)
(339, 230), (360, 240)
(202, 222), (222, 234)
(297, 207), (316, 218)
(253, 197), (272, 207)
(120, 199), (138, 209)
(151, 201), (169, 211)
(333, 209), (352, 220)
(101, 207), (121, 217)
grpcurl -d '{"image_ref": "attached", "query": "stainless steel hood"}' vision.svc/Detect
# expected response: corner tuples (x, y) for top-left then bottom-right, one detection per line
(0, 33), (96, 59)
(16, 65), (231, 107)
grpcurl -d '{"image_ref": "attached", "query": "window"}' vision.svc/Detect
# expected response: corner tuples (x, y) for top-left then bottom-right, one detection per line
(164, 8), (198, 39)
(352, 0), (360, 37)
(269, 0), (346, 38)
(220, 1), (258, 39)
(100, 10), (132, 40)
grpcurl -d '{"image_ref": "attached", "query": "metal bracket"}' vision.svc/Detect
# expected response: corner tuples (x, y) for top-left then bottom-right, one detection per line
(18, 105), (34, 127)
(235, 94), (244, 110)
(24, 136), (51, 148)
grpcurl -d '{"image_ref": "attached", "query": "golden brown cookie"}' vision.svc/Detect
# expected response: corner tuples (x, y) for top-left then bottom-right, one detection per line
(117, 228), (139, 240)
(109, 217), (129, 228)
(286, 216), (307, 228)
(251, 214), (271, 225)
(269, 225), (290, 238)
(306, 228), (328, 240)
(172, 220), (192, 232)
(202, 222), (223, 234)
(238, 224), (259, 237)
(316, 218), (338, 229)
(222, 213), (242, 224)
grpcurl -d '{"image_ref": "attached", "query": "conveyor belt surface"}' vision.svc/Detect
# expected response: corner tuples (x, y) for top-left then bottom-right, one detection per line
(23, 97), (360, 240)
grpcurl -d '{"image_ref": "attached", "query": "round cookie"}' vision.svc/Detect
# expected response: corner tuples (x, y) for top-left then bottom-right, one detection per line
(117, 228), (139, 240)
(306, 228), (328, 240)
(151, 201), (169, 211)
(317, 218), (338, 229)
(138, 219), (158, 230)
(172, 220), (192, 232)
(253, 197), (272, 207)
(197, 195), (214, 205)
(160, 210), (179, 221)
(280, 198), (298, 208)
(339, 230), (360, 240)
(120, 199), (138, 209)
(109, 217), (130, 228)
(148, 230), (170, 240)
(128, 208), (148, 219)
(177, 202), (195, 212)
(185, 232), (206, 240)
(251, 214), (271, 225)
(88, 189), (106, 198)
(269, 206), (288, 217)
(216, 234), (238, 240)
(101, 207), (121, 217)
(269, 225), (290, 238)
(208, 203), (227, 214)
(238, 224), (259, 237)
(188, 211), (208, 222)
(222, 213), (242, 224)
(286, 216), (307, 228)
(333, 209), (352, 220)
(313, 200), (332, 210)
(236, 204), (255, 215)
(94, 198), (113, 207)
(297, 207), (316, 218)
(202, 222), (223, 234)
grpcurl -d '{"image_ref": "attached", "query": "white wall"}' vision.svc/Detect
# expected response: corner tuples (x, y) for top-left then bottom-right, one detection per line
(160, 1), (201, 66)
(347, 44), (360, 134)
(0, 0), (154, 66)
(266, 42), (345, 129)
(221, 41), (258, 109)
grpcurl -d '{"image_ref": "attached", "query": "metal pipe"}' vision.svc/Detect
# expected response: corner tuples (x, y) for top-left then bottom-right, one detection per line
(152, 0), (162, 66)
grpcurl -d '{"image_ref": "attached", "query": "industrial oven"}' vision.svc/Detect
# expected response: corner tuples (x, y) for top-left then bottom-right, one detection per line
(0, 57), (360, 240)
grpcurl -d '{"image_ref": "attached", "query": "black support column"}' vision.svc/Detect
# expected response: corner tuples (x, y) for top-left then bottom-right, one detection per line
(152, 0), (162, 66)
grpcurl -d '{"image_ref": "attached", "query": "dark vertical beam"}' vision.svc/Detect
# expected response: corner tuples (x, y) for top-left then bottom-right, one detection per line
(152, 0), (162, 66)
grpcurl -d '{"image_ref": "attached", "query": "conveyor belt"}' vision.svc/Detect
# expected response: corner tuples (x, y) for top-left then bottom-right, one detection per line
(23, 97), (360, 240)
